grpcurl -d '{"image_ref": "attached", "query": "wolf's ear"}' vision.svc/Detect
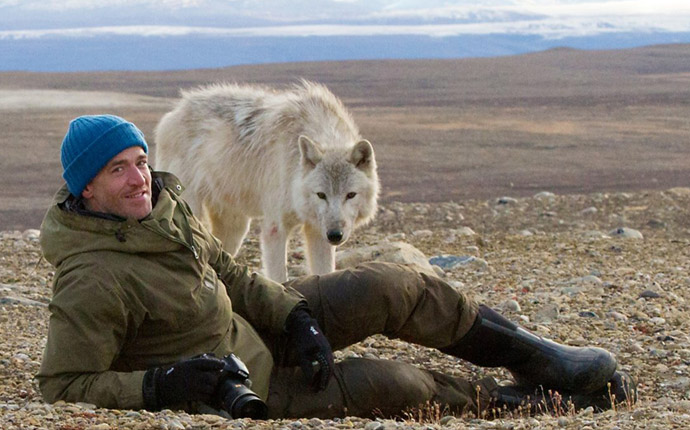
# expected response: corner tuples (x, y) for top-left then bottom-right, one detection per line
(350, 140), (375, 171)
(299, 135), (323, 169)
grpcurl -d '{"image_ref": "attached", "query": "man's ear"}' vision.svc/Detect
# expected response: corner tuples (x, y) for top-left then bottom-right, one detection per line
(81, 183), (94, 200)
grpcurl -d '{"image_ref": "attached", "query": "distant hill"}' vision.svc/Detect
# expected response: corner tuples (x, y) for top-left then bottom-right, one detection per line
(4, 42), (690, 101)
(3, 32), (690, 72)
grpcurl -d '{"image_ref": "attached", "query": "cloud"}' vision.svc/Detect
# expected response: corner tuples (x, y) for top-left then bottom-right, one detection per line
(2, 14), (690, 41)
(1, 0), (205, 10)
(2, 0), (690, 39)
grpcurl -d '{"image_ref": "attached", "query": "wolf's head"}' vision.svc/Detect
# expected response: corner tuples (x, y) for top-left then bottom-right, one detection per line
(295, 135), (379, 246)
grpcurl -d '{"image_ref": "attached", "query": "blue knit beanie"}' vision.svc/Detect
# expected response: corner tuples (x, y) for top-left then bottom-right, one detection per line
(61, 114), (149, 197)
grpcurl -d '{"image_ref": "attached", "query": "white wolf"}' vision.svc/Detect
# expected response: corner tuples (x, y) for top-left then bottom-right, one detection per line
(154, 81), (379, 282)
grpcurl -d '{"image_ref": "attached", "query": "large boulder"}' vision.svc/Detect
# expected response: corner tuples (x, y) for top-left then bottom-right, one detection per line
(336, 241), (436, 276)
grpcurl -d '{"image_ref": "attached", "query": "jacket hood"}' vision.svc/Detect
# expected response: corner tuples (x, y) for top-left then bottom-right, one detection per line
(40, 171), (191, 267)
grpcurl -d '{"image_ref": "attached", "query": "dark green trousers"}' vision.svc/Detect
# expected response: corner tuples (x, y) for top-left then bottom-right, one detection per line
(267, 262), (489, 419)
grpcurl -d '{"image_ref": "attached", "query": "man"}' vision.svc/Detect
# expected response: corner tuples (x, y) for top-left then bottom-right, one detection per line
(38, 114), (636, 419)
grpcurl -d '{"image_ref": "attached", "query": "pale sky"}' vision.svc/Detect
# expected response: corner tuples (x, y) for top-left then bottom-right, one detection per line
(4, 0), (690, 16)
(2, 0), (690, 39)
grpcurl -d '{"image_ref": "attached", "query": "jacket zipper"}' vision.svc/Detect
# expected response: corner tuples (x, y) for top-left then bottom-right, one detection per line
(142, 193), (202, 266)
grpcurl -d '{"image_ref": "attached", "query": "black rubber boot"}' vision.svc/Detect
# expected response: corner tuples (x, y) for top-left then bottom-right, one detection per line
(490, 370), (637, 415)
(442, 305), (618, 394)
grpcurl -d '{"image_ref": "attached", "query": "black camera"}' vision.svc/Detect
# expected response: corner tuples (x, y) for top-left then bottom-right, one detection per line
(216, 353), (268, 419)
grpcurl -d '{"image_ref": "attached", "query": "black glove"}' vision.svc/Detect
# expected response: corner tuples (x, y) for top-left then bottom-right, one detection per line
(142, 354), (226, 410)
(285, 306), (335, 392)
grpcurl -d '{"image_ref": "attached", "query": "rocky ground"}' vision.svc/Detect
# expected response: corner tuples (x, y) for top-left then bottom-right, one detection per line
(2, 188), (690, 429)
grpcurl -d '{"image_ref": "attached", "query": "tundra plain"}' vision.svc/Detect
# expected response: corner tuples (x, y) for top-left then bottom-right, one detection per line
(1, 45), (690, 429)
(1, 44), (690, 230)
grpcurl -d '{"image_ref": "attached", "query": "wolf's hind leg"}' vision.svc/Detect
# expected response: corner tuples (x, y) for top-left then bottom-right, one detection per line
(208, 208), (251, 256)
(303, 222), (336, 276)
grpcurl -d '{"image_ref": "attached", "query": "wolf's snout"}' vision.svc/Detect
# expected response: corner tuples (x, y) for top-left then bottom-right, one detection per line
(327, 229), (344, 244)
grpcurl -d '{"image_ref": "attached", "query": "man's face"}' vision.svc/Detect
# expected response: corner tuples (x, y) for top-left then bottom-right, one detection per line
(82, 146), (153, 220)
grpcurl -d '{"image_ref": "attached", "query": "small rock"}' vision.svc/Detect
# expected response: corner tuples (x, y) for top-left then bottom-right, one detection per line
(452, 227), (476, 236)
(307, 418), (322, 427)
(429, 255), (472, 270)
(12, 353), (30, 362)
(608, 227), (643, 239)
(671, 400), (690, 412)
(71, 401), (97, 411)
(412, 229), (433, 237)
(497, 196), (518, 205)
(626, 342), (645, 354)
(533, 191), (555, 200)
(429, 255), (471, 270)
(579, 406), (594, 416)
(639, 290), (661, 299)
(560, 286), (584, 296)
(0, 403), (20, 411)
(0, 296), (47, 307)
(607, 311), (628, 321)
(535, 303), (559, 322)
(439, 416), (455, 426)
(578, 311), (599, 318)
(168, 419), (185, 430)
(646, 219), (666, 229)
(431, 265), (445, 277)
(365, 422), (383, 430)
(667, 187), (690, 197)
(632, 409), (646, 419)
(448, 280), (465, 290)
(667, 377), (690, 391)
(557, 416), (569, 427)
(579, 206), (598, 215)
(465, 245), (480, 254)
(202, 414), (225, 424)
(502, 299), (521, 313)
(569, 275), (603, 286)
(386, 233), (406, 241)
(582, 230), (607, 238)
(22, 229), (40, 241)
(430, 255), (489, 271)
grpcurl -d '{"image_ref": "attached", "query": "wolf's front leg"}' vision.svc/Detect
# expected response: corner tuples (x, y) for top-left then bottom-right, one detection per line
(260, 220), (289, 282)
(303, 222), (336, 275)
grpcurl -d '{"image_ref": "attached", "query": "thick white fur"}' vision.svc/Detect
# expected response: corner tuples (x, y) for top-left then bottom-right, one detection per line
(154, 80), (379, 282)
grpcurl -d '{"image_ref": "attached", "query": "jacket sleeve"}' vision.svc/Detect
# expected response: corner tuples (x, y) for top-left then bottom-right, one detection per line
(37, 268), (146, 410)
(205, 232), (305, 336)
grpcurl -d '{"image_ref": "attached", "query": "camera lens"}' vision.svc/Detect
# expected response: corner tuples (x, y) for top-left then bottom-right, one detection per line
(221, 382), (268, 419)
(217, 353), (268, 419)
(233, 394), (269, 419)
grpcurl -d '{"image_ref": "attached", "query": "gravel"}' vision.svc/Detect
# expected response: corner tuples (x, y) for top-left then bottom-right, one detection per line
(2, 187), (690, 429)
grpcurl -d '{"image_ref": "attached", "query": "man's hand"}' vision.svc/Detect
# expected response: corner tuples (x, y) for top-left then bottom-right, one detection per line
(143, 354), (225, 410)
(285, 306), (334, 391)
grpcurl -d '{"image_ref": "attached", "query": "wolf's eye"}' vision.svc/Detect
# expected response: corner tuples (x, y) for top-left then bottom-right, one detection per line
(346, 192), (357, 199)
(316, 192), (327, 200)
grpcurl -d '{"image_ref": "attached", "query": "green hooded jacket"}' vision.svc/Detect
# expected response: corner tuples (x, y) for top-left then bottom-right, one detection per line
(37, 171), (304, 410)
